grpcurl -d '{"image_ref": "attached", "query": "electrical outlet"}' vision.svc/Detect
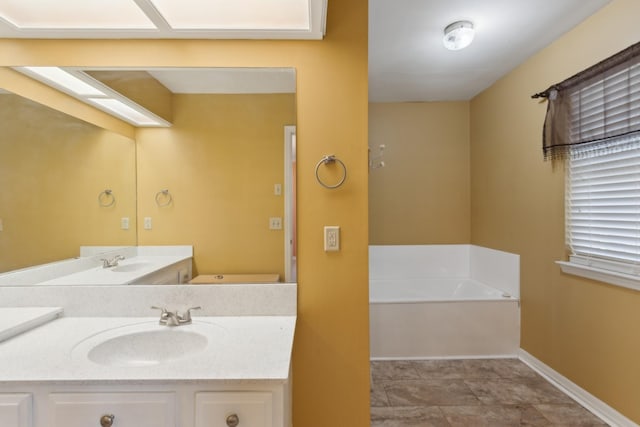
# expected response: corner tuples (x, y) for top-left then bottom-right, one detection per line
(324, 226), (340, 251)
(269, 217), (282, 230)
(121, 217), (130, 230)
(144, 217), (152, 230)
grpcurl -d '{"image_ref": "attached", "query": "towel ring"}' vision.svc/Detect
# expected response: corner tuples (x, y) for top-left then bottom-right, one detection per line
(98, 189), (115, 207)
(155, 189), (173, 207)
(315, 155), (347, 189)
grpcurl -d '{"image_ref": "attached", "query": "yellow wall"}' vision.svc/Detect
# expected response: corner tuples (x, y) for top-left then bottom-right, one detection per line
(369, 102), (470, 244)
(0, 93), (136, 272)
(0, 1), (370, 425)
(136, 94), (295, 278)
(470, 0), (640, 421)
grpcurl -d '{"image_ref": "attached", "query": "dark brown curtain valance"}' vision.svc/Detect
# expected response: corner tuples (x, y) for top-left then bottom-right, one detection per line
(533, 41), (640, 160)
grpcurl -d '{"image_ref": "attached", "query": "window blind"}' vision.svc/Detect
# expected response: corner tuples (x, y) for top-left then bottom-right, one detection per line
(568, 135), (640, 265)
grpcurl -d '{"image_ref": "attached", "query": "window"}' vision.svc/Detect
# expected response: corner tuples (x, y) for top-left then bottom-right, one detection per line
(536, 42), (640, 290)
(567, 134), (640, 279)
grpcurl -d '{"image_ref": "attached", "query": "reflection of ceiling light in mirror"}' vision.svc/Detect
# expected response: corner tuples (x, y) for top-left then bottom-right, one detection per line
(15, 66), (170, 127)
(88, 98), (168, 127)
(0, 0), (155, 28)
(149, 0), (310, 30)
(443, 20), (475, 51)
(21, 67), (106, 96)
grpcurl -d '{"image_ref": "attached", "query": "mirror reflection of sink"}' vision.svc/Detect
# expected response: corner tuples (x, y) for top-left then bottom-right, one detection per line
(72, 321), (220, 367)
(111, 262), (152, 272)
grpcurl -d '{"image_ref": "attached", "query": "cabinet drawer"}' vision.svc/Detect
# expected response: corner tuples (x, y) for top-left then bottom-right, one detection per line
(0, 394), (31, 427)
(48, 392), (175, 427)
(195, 392), (272, 427)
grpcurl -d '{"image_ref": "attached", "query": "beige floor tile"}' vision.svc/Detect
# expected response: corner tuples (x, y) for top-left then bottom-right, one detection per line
(371, 383), (390, 407)
(464, 378), (574, 405)
(369, 359), (609, 427)
(384, 379), (481, 407)
(371, 360), (421, 381)
(412, 359), (469, 379)
(371, 406), (450, 427)
(534, 403), (609, 426)
(440, 404), (551, 426)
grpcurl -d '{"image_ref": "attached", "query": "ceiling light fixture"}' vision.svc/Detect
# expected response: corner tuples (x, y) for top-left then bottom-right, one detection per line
(443, 20), (474, 51)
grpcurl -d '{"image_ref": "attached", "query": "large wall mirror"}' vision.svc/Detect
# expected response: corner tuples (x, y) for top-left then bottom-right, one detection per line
(0, 67), (297, 284)
(0, 90), (137, 273)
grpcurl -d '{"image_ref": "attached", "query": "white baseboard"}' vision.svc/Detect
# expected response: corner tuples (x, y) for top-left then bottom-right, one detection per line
(370, 354), (518, 361)
(519, 349), (638, 427)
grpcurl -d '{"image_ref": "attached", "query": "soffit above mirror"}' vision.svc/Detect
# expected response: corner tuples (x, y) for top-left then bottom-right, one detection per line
(0, 0), (327, 39)
(12, 66), (297, 127)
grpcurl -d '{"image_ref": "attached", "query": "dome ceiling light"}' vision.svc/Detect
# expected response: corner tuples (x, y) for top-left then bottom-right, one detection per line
(443, 20), (475, 51)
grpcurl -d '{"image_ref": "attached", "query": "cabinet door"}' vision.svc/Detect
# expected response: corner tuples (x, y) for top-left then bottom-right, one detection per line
(195, 392), (272, 427)
(0, 394), (31, 427)
(48, 392), (174, 427)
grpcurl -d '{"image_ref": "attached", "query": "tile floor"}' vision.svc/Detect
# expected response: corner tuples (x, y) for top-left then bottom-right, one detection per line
(370, 359), (609, 426)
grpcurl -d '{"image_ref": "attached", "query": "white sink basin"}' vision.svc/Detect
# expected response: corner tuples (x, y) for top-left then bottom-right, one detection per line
(111, 262), (153, 272)
(72, 321), (220, 367)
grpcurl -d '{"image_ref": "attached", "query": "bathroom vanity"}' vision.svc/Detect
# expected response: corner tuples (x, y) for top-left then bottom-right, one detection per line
(0, 284), (296, 427)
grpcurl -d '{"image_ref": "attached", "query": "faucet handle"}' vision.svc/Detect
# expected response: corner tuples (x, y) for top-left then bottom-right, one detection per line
(151, 306), (169, 324)
(181, 306), (202, 323)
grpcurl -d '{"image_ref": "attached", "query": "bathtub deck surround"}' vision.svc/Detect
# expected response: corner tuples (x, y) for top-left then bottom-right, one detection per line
(369, 245), (520, 359)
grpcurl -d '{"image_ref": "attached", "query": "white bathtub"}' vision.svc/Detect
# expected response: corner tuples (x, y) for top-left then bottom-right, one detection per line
(369, 245), (520, 359)
(370, 278), (514, 303)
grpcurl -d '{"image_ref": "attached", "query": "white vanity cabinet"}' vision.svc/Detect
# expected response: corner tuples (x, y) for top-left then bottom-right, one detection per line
(195, 392), (273, 427)
(0, 394), (31, 427)
(0, 383), (290, 427)
(48, 392), (175, 427)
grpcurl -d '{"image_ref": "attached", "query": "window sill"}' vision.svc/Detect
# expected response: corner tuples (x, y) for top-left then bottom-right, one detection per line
(557, 261), (640, 292)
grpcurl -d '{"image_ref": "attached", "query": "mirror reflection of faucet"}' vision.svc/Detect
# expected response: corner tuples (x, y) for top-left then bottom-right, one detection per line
(151, 306), (201, 326)
(100, 255), (125, 268)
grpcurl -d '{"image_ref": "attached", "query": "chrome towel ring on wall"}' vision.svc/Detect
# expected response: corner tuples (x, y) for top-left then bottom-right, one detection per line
(155, 189), (173, 207)
(98, 189), (115, 207)
(315, 154), (347, 189)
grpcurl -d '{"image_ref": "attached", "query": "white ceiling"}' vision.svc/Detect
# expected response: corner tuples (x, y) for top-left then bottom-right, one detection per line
(0, 1), (615, 102)
(369, 0), (612, 102)
(0, 0), (327, 39)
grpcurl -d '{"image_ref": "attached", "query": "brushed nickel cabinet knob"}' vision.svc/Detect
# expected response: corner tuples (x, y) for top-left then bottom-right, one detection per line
(226, 413), (239, 427)
(100, 414), (115, 427)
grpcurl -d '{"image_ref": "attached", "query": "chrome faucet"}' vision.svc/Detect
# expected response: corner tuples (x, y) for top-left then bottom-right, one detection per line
(100, 255), (125, 268)
(151, 306), (201, 326)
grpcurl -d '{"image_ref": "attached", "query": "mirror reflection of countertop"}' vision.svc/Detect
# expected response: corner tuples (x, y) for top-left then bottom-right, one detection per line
(35, 255), (191, 286)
